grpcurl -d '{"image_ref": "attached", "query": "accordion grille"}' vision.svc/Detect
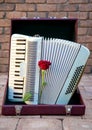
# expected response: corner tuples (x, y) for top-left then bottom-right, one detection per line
(25, 41), (37, 101)
(65, 65), (84, 95)
(23, 38), (42, 104)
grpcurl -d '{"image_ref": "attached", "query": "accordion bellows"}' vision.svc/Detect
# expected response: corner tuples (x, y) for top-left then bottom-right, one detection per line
(8, 34), (90, 105)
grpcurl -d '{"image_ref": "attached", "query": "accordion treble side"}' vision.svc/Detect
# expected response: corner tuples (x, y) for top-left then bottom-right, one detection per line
(8, 34), (42, 104)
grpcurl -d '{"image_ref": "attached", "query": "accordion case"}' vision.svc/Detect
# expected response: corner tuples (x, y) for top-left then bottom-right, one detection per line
(2, 18), (90, 116)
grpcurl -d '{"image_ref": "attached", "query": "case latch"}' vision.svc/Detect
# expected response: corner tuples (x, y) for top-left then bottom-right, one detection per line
(15, 105), (22, 115)
(65, 105), (72, 115)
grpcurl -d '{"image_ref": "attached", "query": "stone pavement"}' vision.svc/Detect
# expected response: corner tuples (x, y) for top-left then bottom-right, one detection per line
(0, 73), (92, 130)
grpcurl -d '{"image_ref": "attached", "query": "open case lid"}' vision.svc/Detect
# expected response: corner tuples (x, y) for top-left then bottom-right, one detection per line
(11, 18), (78, 42)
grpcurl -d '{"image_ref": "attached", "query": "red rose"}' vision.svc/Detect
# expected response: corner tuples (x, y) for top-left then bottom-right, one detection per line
(38, 60), (51, 70)
(38, 60), (51, 101)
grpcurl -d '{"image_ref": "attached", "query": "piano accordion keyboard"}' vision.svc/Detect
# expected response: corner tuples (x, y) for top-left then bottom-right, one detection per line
(8, 38), (26, 101)
(8, 35), (42, 104)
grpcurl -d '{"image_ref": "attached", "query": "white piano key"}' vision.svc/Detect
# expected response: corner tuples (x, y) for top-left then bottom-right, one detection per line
(9, 74), (23, 78)
(10, 67), (20, 71)
(10, 54), (25, 58)
(11, 44), (25, 49)
(13, 94), (23, 97)
(14, 89), (23, 93)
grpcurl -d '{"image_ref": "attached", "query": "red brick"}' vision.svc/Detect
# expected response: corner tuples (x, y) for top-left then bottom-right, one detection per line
(88, 43), (92, 51)
(0, 28), (3, 34)
(0, 50), (9, 58)
(0, 58), (9, 64)
(89, 12), (92, 19)
(4, 27), (11, 35)
(57, 4), (78, 12)
(6, 11), (27, 19)
(16, 4), (35, 11)
(0, 64), (8, 72)
(87, 58), (92, 66)
(84, 66), (92, 73)
(0, 51), (2, 57)
(0, 3), (15, 11)
(63, 4), (78, 11)
(0, 35), (10, 43)
(87, 28), (92, 36)
(90, 52), (92, 58)
(69, 0), (89, 3)
(56, 4), (63, 11)
(79, 20), (92, 27)
(5, 0), (25, 3)
(0, 12), (5, 18)
(27, 12), (46, 18)
(78, 28), (87, 35)
(68, 12), (88, 20)
(26, 0), (46, 3)
(1, 43), (9, 50)
(0, 19), (10, 27)
(48, 12), (67, 18)
(85, 36), (92, 43)
(0, 0), (4, 3)
(77, 36), (86, 43)
(0, 43), (1, 49)
(85, 44), (91, 51)
(90, 52), (92, 57)
(37, 4), (56, 11)
(79, 4), (92, 11)
(47, 0), (66, 3)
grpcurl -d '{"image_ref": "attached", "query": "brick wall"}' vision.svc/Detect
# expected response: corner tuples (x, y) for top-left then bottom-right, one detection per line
(0, 0), (92, 73)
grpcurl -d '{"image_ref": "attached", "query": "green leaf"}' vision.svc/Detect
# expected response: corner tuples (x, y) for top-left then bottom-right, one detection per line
(42, 82), (47, 87)
(23, 92), (32, 102)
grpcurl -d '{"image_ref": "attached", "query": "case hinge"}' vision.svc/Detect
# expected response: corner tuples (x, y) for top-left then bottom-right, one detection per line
(65, 105), (72, 115)
(15, 105), (22, 116)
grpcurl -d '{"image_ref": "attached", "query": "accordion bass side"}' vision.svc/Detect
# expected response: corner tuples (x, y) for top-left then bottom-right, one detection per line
(8, 34), (90, 105)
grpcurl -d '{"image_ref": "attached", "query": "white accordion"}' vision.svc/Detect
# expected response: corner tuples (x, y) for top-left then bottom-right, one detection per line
(8, 34), (90, 105)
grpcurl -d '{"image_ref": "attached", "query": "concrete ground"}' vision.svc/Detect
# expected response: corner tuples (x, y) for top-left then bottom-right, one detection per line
(0, 73), (92, 130)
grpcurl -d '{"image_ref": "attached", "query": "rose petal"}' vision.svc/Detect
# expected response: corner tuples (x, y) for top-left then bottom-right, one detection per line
(38, 60), (51, 70)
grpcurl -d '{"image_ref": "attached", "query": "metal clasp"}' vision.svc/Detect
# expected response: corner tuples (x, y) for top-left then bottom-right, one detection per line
(65, 105), (72, 115)
(15, 105), (22, 116)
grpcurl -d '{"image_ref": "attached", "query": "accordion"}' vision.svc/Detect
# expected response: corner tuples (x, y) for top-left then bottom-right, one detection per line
(8, 34), (90, 105)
